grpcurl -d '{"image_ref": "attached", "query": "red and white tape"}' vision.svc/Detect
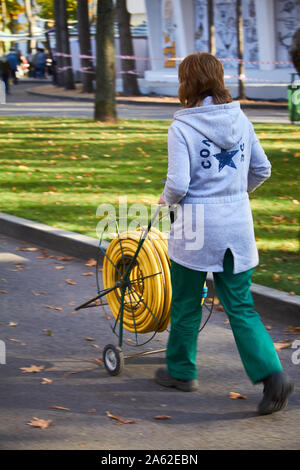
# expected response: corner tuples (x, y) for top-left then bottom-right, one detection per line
(54, 52), (293, 66)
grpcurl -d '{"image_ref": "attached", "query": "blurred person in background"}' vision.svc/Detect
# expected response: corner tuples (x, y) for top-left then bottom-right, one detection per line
(33, 48), (47, 78)
(0, 54), (10, 94)
(7, 48), (20, 84)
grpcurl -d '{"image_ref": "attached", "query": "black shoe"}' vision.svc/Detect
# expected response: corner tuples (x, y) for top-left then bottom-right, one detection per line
(257, 371), (294, 415)
(154, 367), (198, 392)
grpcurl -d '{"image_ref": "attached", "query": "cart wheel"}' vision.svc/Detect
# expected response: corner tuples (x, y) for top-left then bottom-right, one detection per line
(103, 344), (124, 376)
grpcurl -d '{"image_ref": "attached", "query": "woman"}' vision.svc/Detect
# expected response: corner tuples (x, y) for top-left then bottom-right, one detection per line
(155, 52), (294, 415)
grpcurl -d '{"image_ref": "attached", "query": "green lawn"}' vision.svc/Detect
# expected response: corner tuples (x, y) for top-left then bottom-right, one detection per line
(0, 117), (299, 294)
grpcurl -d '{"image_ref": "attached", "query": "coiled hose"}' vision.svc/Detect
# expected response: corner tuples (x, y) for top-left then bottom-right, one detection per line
(103, 226), (207, 334)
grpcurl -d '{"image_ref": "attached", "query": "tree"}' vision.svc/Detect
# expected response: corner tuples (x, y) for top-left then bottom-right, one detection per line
(58, 0), (75, 90)
(37, 0), (78, 21)
(0, 0), (24, 53)
(77, 0), (94, 93)
(94, 0), (116, 122)
(236, 0), (246, 99)
(207, 0), (216, 56)
(115, 0), (140, 96)
(53, 0), (64, 86)
(24, 0), (36, 53)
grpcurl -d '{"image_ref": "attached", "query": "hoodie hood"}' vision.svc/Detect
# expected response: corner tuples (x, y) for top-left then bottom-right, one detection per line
(174, 98), (244, 150)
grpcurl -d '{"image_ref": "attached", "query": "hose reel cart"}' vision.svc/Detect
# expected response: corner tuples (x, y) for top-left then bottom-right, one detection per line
(75, 206), (214, 375)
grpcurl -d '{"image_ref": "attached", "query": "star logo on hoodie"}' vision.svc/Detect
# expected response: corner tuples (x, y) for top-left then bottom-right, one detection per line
(212, 148), (239, 172)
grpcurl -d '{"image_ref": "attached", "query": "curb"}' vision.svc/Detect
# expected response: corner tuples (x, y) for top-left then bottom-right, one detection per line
(0, 211), (299, 323)
(0, 211), (108, 262)
(26, 88), (180, 106)
(26, 88), (288, 110)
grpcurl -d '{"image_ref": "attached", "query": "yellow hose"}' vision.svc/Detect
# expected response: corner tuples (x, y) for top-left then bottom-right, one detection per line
(103, 226), (206, 334)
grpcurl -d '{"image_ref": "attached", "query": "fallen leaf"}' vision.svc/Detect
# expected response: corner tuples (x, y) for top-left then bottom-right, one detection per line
(65, 279), (77, 285)
(9, 322), (18, 327)
(55, 256), (73, 261)
(7, 338), (21, 342)
(31, 290), (40, 296)
(41, 378), (52, 385)
(216, 305), (225, 312)
(87, 409), (97, 413)
(42, 329), (53, 336)
(92, 358), (104, 366)
(27, 417), (52, 429)
(45, 305), (54, 309)
(16, 247), (38, 252)
(81, 272), (94, 276)
(154, 415), (172, 420)
(229, 392), (247, 400)
(55, 307), (63, 311)
(274, 342), (291, 351)
(20, 365), (45, 373)
(85, 337), (94, 341)
(106, 411), (136, 425)
(0, 289), (7, 294)
(49, 405), (70, 411)
(55, 266), (64, 270)
(284, 326), (300, 333)
(85, 258), (97, 267)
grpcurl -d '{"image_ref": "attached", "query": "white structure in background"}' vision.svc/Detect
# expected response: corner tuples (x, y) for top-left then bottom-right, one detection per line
(143, 0), (300, 99)
(127, 0), (147, 25)
(0, 81), (5, 104)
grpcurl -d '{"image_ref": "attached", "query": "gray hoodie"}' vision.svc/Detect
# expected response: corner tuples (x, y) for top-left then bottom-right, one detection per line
(163, 96), (271, 274)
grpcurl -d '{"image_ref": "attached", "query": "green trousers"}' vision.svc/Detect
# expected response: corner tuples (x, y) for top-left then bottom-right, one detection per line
(166, 250), (283, 384)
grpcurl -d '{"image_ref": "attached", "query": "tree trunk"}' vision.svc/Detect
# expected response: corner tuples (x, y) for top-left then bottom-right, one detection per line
(53, 0), (64, 86)
(77, 0), (94, 93)
(207, 0), (216, 56)
(236, 0), (246, 100)
(24, 0), (36, 54)
(0, 0), (7, 54)
(116, 0), (140, 96)
(94, 0), (116, 122)
(45, 21), (57, 85)
(59, 0), (75, 90)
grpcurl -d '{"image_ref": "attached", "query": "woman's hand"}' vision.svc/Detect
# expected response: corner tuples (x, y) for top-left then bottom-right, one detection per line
(158, 192), (166, 205)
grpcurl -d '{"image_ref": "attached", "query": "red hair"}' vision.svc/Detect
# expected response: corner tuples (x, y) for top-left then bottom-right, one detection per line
(178, 52), (233, 108)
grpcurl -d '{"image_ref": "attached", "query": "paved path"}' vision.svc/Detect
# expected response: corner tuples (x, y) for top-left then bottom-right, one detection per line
(0, 233), (299, 450)
(0, 82), (291, 123)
